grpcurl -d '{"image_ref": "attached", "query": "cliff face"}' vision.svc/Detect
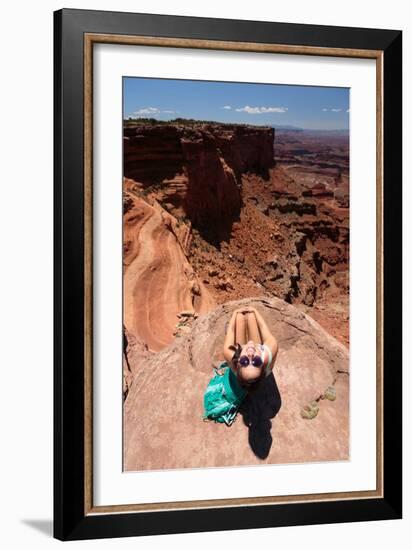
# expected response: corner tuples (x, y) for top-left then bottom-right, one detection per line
(123, 123), (276, 357)
(124, 124), (275, 242)
(123, 178), (216, 353)
(124, 122), (350, 346)
(124, 124), (275, 181)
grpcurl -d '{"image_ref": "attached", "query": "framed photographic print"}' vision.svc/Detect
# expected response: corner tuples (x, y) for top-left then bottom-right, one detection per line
(54, 8), (402, 541)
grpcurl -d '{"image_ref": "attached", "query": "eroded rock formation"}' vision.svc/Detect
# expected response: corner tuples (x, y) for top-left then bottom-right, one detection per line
(123, 178), (215, 353)
(123, 121), (350, 347)
(124, 123), (274, 242)
(189, 162), (349, 345)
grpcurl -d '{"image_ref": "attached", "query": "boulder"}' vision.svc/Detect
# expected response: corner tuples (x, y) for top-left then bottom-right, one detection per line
(124, 296), (349, 471)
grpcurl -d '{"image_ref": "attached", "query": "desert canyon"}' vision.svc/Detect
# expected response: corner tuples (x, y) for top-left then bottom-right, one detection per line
(122, 121), (350, 470)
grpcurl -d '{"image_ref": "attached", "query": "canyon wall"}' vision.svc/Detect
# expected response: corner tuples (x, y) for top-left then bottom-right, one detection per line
(123, 122), (277, 377)
(124, 124), (275, 242)
(123, 121), (350, 350)
(123, 178), (215, 354)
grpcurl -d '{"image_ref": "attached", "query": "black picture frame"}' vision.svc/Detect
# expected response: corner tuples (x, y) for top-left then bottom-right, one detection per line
(54, 8), (402, 541)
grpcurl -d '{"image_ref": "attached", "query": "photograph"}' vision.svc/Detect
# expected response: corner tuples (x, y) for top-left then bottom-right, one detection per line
(52, 7), (402, 540)
(122, 77), (350, 471)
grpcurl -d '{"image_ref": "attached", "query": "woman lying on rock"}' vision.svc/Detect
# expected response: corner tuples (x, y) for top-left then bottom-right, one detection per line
(203, 306), (279, 426)
(223, 307), (279, 390)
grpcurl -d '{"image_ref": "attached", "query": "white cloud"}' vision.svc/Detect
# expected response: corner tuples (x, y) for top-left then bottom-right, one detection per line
(235, 105), (288, 114)
(133, 107), (161, 116)
(223, 105), (232, 110)
(323, 108), (346, 113)
(131, 107), (178, 117)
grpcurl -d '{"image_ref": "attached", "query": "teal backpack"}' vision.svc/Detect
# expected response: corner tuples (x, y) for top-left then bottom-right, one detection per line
(203, 362), (248, 426)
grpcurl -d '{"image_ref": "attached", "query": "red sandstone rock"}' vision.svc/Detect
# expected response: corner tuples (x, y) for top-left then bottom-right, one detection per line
(123, 327), (151, 400)
(122, 124), (351, 468)
(123, 187), (215, 352)
(124, 123), (274, 242)
(123, 122), (349, 346)
(123, 297), (349, 471)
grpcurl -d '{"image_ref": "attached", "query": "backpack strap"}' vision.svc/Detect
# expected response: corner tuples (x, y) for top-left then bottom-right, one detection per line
(264, 343), (273, 367)
(213, 361), (229, 376)
(261, 343), (273, 375)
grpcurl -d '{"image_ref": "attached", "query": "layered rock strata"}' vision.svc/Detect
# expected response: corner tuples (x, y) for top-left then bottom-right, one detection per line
(124, 123), (274, 242)
(123, 178), (215, 354)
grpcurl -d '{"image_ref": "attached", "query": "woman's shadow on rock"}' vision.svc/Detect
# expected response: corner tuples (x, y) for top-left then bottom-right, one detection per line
(238, 374), (281, 459)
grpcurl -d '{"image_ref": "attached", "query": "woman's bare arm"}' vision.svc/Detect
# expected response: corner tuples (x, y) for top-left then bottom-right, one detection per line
(223, 309), (242, 363)
(247, 307), (278, 360)
(249, 308), (272, 341)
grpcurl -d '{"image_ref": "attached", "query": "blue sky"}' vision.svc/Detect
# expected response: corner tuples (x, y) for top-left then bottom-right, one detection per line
(123, 77), (349, 130)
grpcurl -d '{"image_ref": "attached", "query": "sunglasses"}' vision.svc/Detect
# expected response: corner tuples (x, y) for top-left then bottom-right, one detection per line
(238, 355), (263, 368)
